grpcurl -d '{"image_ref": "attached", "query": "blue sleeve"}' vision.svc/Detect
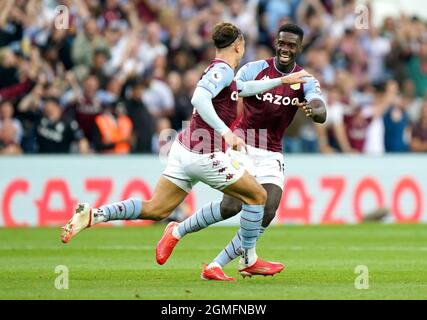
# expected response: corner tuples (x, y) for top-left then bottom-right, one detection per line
(197, 63), (234, 98)
(235, 60), (269, 82)
(237, 78), (282, 97)
(191, 87), (230, 135)
(304, 76), (325, 103)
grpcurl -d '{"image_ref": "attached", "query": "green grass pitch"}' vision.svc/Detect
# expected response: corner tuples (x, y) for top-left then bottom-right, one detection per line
(0, 224), (426, 299)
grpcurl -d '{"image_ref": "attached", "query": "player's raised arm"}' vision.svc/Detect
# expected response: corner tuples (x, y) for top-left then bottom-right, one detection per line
(299, 76), (327, 123)
(191, 64), (246, 151)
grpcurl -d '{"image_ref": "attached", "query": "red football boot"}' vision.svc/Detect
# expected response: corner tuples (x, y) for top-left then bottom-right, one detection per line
(201, 263), (236, 281)
(156, 221), (180, 265)
(239, 258), (284, 278)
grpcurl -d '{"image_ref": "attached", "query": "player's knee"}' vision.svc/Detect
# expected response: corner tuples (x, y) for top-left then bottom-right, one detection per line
(157, 210), (172, 221)
(243, 188), (266, 205)
(220, 200), (242, 219)
(252, 186), (267, 205)
(262, 208), (276, 227)
(145, 201), (172, 221)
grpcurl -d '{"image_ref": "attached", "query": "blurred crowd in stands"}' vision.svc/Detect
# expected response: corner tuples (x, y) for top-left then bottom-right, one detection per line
(0, 0), (426, 155)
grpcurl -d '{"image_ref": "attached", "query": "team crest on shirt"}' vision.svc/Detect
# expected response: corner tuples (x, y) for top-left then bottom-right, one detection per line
(290, 83), (301, 90)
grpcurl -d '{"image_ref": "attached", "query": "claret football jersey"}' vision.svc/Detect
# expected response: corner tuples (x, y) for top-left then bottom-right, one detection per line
(235, 57), (324, 153)
(178, 59), (238, 153)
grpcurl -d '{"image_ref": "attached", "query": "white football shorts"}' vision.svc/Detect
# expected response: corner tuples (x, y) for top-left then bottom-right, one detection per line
(162, 140), (245, 193)
(226, 145), (285, 190)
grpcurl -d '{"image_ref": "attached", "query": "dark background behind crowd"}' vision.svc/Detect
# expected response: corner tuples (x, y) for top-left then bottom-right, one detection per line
(0, 0), (426, 155)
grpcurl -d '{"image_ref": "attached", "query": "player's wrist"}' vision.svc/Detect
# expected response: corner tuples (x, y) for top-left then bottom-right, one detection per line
(281, 74), (297, 84)
(220, 127), (232, 137)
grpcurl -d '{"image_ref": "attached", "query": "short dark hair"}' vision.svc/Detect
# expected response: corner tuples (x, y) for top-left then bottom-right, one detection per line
(127, 76), (148, 89)
(212, 22), (242, 49)
(277, 23), (304, 41)
(43, 96), (61, 106)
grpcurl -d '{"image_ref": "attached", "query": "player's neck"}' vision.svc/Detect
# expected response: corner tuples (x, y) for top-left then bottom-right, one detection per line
(215, 53), (237, 69)
(274, 57), (296, 74)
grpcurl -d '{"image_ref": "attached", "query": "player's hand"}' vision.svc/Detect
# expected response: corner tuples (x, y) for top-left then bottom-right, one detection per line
(281, 70), (311, 85)
(296, 101), (313, 117)
(223, 131), (247, 152)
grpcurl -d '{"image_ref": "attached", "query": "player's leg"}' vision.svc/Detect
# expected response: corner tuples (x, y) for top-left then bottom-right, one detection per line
(171, 170), (264, 242)
(139, 177), (189, 220)
(61, 140), (192, 243)
(220, 171), (267, 268)
(61, 177), (188, 243)
(155, 184), (242, 266)
(198, 171), (268, 281)
(217, 149), (285, 276)
(173, 147), (254, 240)
(166, 151), (246, 242)
(212, 184), (283, 268)
(171, 191), (242, 240)
(156, 151), (264, 267)
(201, 183), (283, 280)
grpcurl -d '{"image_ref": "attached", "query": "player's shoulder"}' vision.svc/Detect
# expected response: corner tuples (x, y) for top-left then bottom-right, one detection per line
(205, 61), (234, 81)
(236, 59), (270, 81)
(241, 59), (270, 72)
(207, 60), (233, 73)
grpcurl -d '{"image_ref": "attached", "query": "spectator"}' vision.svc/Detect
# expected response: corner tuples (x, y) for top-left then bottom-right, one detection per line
(90, 48), (110, 90)
(402, 79), (424, 124)
(265, 0), (295, 39)
(305, 48), (335, 86)
(363, 26), (391, 85)
(0, 0), (24, 47)
(71, 17), (109, 73)
(316, 87), (355, 153)
(410, 99), (427, 152)
(344, 81), (397, 153)
(16, 75), (46, 152)
(169, 69), (199, 131)
(0, 100), (23, 155)
(92, 98), (133, 154)
(35, 97), (89, 154)
(0, 48), (20, 89)
(0, 47), (40, 104)
(124, 77), (155, 153)
(142, 72), (175, 120)
(44, 27), (74, 71)
(99, 0), (127, 28)
(63, 72), (103, 143)
(383, 95), (411, 153)
(138, 22), (168, 70)
(222, 0), (258, 63)
(104, 21), (131, 76)
(406, 38), (427, 97)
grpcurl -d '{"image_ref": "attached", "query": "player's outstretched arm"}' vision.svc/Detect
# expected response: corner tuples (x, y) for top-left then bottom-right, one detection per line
(301, 76), (327, 123)
(237, 70), (311, 97)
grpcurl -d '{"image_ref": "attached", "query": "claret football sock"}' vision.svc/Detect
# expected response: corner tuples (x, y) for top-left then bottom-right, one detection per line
(175, 201), (223, 238)
(96, 198), (142, 223)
